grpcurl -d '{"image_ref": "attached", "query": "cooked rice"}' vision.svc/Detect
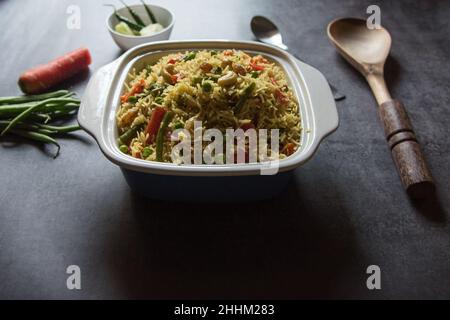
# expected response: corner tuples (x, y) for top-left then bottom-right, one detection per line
(116, 49), (301, 163)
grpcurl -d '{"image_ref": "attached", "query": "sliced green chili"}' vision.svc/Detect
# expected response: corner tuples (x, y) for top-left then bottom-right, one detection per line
(105, 4), (142, 31)
(120, 0), (145, 26)
(140, 0), (157, 23)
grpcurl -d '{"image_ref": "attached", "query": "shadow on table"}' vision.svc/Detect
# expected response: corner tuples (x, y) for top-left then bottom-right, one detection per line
(332, 52), (402, 99)
(1, 129), (92, 158)
(103, 175), (365, 299)
(411, 190), (447, 224)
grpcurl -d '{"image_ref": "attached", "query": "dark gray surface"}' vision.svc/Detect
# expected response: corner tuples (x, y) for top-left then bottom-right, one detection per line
(0, 0), (449, 299)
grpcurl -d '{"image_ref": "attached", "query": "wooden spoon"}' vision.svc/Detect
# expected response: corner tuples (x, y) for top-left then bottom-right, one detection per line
(327, 18), (434, 198)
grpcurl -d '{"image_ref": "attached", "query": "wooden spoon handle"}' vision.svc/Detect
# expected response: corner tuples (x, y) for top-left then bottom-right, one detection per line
(379, 99), (435, 198)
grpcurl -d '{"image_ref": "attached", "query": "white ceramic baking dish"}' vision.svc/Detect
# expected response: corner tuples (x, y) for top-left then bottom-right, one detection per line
(78, 40), (338, 201)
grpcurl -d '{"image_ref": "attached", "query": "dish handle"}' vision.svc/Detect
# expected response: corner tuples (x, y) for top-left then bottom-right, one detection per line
(78, 60), (119, 141)
(295, 60), (339, 145)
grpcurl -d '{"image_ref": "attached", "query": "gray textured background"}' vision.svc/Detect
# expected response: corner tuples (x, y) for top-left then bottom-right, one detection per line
(0, 0), (449, 299)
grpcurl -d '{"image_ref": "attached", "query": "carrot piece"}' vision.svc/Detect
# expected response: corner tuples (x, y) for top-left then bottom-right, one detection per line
(18, 47), (92, 94)
(120, 79), (146, 103)
(250, 62), (265, 71)
(282, 143), (296, 156)
(252, 56), (268, 64)
(145, 107), (167, 144)
(274, 89), (288, 104)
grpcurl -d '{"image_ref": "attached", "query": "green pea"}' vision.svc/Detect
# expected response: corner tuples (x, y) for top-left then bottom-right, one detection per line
(191, 77), (202, 85)
(128, 96), (138, 103)
(142, 147), (153, 158)
(202, 81), (213, 93)
(119, 145), (128, 154)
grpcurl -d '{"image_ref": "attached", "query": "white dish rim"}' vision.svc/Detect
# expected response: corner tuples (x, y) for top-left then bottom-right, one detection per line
(78, 39), (338, 176)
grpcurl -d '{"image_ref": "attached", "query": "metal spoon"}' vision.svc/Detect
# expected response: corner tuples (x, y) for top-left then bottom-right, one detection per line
(251, 15), (346, 101)
(327, 18), (434, 198)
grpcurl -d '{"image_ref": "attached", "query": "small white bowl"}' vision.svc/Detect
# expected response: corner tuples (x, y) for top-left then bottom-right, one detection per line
(107, 4), (174, 51)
